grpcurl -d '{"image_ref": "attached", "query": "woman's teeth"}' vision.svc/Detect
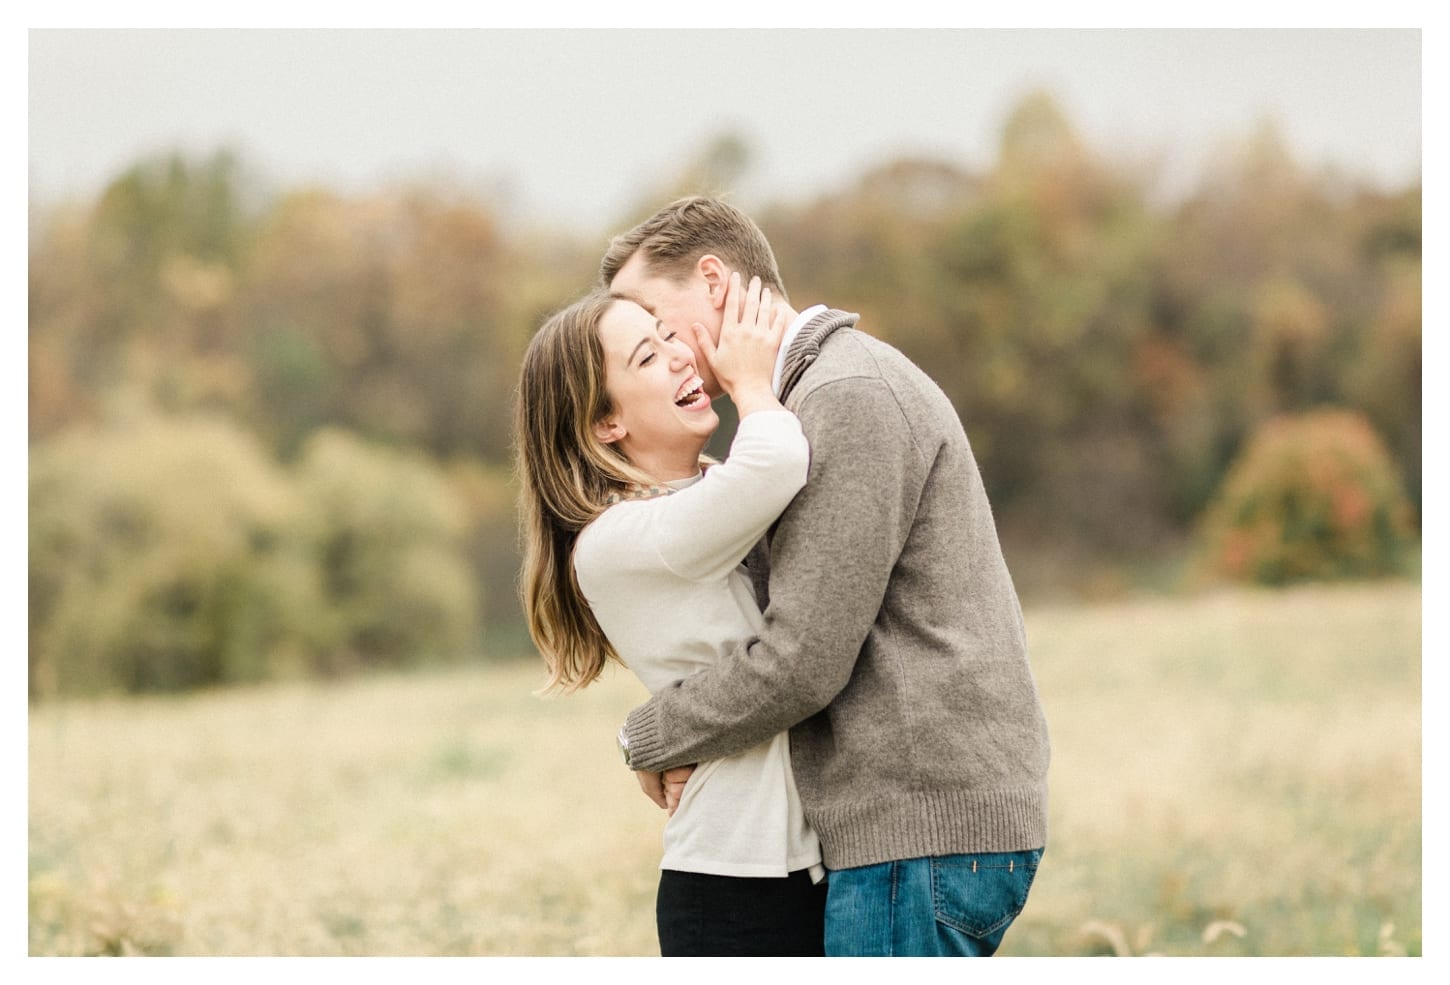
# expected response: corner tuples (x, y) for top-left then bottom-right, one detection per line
(675, 376), (703, 406)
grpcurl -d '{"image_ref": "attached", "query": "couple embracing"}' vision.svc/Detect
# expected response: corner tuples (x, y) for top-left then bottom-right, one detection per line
(515, 197), (1050, 957)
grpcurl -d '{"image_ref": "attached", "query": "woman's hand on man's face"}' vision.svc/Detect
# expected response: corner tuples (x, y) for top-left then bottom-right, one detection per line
(691, 272), (787, 415)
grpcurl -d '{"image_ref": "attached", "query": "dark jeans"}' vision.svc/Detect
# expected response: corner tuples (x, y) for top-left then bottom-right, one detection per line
(656, 868), (827, 957)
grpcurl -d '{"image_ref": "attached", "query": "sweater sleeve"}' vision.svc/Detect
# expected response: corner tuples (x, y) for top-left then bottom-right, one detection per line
(620, 375), (924, 771)
(641, 409), (810, 583)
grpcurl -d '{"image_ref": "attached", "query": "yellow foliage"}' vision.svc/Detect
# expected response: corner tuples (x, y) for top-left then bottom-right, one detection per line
(29, 412), (480, 698)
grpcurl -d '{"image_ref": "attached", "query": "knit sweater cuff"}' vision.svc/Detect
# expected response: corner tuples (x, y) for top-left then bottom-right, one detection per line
(623, 698), (670, 773)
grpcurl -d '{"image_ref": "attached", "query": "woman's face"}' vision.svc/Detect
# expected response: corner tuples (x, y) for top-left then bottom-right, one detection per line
(595, 298), (718, 477)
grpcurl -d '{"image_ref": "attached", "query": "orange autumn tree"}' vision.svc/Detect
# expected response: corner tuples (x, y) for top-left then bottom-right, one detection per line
(1194, 409), (1416, 585)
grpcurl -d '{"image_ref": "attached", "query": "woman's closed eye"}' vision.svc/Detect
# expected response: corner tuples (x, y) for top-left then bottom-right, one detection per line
(639, 331), (677, 367)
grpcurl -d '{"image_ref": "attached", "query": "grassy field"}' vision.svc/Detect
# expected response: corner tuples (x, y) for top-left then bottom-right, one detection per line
(28, 580), (1422, 957)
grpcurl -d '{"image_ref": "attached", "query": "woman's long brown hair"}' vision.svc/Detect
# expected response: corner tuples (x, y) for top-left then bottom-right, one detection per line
(513, 292), (659, 692)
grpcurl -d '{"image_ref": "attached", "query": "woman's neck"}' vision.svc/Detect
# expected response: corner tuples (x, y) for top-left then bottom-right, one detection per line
(637, 456), (703, 484)
(623, 441), (706, 485)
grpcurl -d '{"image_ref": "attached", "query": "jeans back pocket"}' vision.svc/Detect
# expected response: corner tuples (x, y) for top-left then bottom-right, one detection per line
(930, 849), (1042, 938)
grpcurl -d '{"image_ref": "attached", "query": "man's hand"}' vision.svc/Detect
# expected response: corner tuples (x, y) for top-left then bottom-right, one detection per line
(634, 764), (698, 814)
(663, 765), (696, 816)
(635, 769), (667, 810)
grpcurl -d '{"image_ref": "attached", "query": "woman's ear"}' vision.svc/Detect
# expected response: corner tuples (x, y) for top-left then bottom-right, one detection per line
(698, 254), (729, 310)
(594, 417), (626, 445)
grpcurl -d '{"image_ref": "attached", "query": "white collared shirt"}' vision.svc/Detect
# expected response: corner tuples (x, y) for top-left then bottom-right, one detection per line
(771, 304), (827, 397)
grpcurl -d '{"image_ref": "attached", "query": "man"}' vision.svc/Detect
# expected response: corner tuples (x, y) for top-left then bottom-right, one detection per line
(602, 196), (1050, 957)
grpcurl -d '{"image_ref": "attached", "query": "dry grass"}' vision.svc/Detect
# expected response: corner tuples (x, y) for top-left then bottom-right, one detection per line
(1005, 580), (1422, 957)
(28, 580), (1421, 956)
(29, 660), (663, 956)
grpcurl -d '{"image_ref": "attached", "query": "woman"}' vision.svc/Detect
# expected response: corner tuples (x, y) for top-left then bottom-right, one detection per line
(514, 274), (826, 956)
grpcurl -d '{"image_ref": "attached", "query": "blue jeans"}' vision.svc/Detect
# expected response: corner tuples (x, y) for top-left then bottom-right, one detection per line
(824, 849), (1043, 956)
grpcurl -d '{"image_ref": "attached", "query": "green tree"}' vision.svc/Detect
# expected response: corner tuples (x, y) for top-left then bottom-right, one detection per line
(28, 150), (261, 439)
(288, 429), (479, 674)
(28, 411), (304, 698)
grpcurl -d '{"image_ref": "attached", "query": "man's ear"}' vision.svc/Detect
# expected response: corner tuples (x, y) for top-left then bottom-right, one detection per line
(594, 417), (626, 445)
(698, 254), (729, 311)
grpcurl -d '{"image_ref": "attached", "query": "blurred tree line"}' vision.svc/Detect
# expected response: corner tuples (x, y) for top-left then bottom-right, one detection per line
(28, 92), (1420, 698)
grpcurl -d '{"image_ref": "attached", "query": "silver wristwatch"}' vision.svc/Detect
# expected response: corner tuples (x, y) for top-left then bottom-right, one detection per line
(616, 726), (632, 768)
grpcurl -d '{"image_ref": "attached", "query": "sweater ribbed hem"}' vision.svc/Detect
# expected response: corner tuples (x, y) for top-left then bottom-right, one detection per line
(807, 782), (1048, 871)
(625, 706), (1048, 868)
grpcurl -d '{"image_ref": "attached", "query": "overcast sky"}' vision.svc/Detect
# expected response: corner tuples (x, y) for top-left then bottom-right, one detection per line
(27, 28), (1424, 234)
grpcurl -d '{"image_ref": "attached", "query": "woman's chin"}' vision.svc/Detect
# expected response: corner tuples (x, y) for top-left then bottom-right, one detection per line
(674, 399), (719, 433)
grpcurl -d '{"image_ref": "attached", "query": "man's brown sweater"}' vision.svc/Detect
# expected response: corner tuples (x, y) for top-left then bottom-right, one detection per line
(623, 310), (1050, 870)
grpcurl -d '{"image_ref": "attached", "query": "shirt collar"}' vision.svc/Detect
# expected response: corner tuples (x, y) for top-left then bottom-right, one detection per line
(772, 304), (827, 397)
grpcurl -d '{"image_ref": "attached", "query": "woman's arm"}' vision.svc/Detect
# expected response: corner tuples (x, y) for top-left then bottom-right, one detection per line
(644, 410), (808, 583)
(644, 275), (804, 582)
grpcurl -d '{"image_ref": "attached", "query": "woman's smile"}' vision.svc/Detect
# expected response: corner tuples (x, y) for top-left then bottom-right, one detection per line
(674, 374), (710, 411)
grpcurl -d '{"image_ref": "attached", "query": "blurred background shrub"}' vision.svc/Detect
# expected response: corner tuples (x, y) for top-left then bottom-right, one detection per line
(286, 428), (478, 677)
(1193, 409), (1417, 586)
(28, 410), (478, 699)
(29, 410), (303, 697)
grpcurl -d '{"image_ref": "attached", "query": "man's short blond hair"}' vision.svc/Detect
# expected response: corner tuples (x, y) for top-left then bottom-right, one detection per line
(599, 196), (788, 302)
